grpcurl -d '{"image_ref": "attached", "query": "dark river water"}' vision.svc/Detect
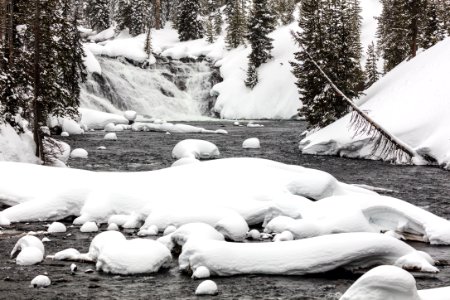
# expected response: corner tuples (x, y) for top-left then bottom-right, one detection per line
(1, 120), (449, 299)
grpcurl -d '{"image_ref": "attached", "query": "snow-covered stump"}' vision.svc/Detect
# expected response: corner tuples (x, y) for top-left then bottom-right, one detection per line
(179, 233), (438, 277)
(172, 139), (220, 160)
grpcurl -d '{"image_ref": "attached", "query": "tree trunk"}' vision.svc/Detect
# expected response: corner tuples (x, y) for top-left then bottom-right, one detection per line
(154, 0), (161, 29)
(32, 0), (43, 160)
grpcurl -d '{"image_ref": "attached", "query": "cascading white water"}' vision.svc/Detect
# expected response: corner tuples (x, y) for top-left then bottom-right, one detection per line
(81, 56), (217, 120)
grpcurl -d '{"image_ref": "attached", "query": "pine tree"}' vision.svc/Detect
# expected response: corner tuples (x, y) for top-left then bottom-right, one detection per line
(245, 0), (276, 88)
(205, 15), (215, 43)
(420, 0), (445, 49)
(85, 0), (110, 32)
(364, 41), (379, 88)
(225, 0), (246, 48)
(214, 8), (223, 35)
(116, 0), (132, 33)
(177, 0), (203, 41)
(274, 0), (296, 25)
(129, 0), (151, 36)
(244, 63), (258, 89)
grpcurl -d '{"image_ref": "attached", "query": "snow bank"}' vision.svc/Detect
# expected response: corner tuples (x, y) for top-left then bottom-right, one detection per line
(179, 233), (438, 277)
(341, 265), (450, 300)
(132, 122), (222, 134)
(96, 239), (172, 275)
(300, 38), (450, 168)
(0, 158), (372, 227)
(11, 235), (45, 266)
(0, 124), (38, 164)
(79, 108), (128, 130)
(172, 139), (220, 160)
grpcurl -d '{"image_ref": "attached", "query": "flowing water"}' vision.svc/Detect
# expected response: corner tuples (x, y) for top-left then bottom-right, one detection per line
(1, 120), (449, 299)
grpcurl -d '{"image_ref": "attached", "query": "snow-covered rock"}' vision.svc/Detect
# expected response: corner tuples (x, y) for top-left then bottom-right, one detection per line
(163, 225), (177, 236)
(179, 233), (438, 277)
(246, 229), (261, 240)
(104, 123), (124, 132)
(124, 111), (137, 122)
(61, 132), (70, 137)
(104, 133), (118, 141)
(192, 266), (211, 279)
(171, 157), (201, 167)
(107, 223), (119, 231)
(31, 275), (51, 288)
(243, 138), (261, 149)
(80, 222), (98, 233)
(47, 222), (67, 233)
(96, 239), (172, 275)
(42, 237), (51, 243)
(172, 139), (220, 160)
(301, 38), (450, 168)
(70, 263), (77, 273)
(273, 231), (294, 242)
(70, 148), (88, 159)
(11, 236), (45, 266)
(341, 265), (450, 300)
(195, 280), (218, 296)
(53, 248), (81, 261)
(79, 108), (128, 130)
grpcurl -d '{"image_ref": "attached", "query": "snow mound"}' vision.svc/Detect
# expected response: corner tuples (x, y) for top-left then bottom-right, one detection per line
(193, 266), (211, 279)
(96, 239), (172, 275)
(195, 280), (218, 296)
(79, 108), (128, 130)
(107, 223), (119, 231)
(0, 124), (38, 164)
(70, 148), (88, 159)
(300, 38), (450, 168)
(104, 123), (124, 132)
(80, 222), (98, 233)
(47, 222), (67, 233)
(31, 275), (51, 288)
(132, 122), (220, 134)
(11, 235), (45, 266)
(104, 133), (118, 141)
(341, 265), (450, 300)
(124, 110), (137, 122)
(179, 233), (438, 277)
(172, 139), (220, 160)
(53, 248), (81, 261)
(243, 138), (261, 149)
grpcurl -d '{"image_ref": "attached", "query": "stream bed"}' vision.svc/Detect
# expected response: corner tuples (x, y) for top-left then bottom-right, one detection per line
(1, 120), (449, 299)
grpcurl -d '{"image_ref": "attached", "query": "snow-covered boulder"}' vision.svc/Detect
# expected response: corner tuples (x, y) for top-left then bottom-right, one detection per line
(96, 239), (172, 275)
(193, 266), (211, 280)
(47, 222), (67, 233)
(79, 108), (128, 130)
(53, 248), (81, 261)
(195, 280), (218, 296)
(80, 222), (99, 233)
(107, 223), (119, 231)
(31, 275), (51, 288)
(70, 148), (88, 159)
(124, 111), (137, 122)
(104, 123), (124, 132)
(171, 157), (201, 167)
(179, 233), (438, 277)
(243, 138), (261, 149)
(104, 133), (118, 141)
(11, 236), (45, 266)
(341, 265), (450, 300)
(300, 38), (450, 168)
(61, 132), (70, 137)
(172, 139), (220, 160)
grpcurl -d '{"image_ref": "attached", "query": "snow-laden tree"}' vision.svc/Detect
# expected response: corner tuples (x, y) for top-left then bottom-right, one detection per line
(116, 0), (151, 36)
(225, 0), (246, 48)
(245, 0), (276, 88)
(420, 0), (446, 49)
(364, 41), (379, 88)
(85, 0), (110, 32)
(274, 0), (296, 25)
(214, 9), (223, 35)
(177, 0), (203, 41)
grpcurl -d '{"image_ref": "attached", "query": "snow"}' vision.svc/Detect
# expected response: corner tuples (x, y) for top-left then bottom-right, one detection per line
(0, 158), (377, 228)
(179, 233), (438, 277)
(107, 223), (119, 231)
(47, 222), (67, 233)
(273, 231), (294, 242)
(0, 124), (38, 164)
(104, 133), (118, 141)
(53, 248), (81, 261)
(11, 236), (45, 266)
(104, 123), (124, 132)
(61, 132), (70, 137)
(48, 116), (84, 135)
(96, 239), (172, 275)
(195, 280), (218, 296)
(124, 110), (137, 122)
(87, 231), (126, 261)
(247, 229), (261, 240)
(70, 148), (88, 159)
(79, 108), (128, 130)
(193, 266), (211, 279)
(243, 138), (261, 149)
(163, 225), (177, 236)
(83, 44), (102, 74)
(31, 275), (51, 288)
(341, 265), (450, 300)
(171, 157), (201, 167)
(80, 222), (99, 233)
(88, 26), (116, 43)
(300, 38), (450, 168)
(172, 139), (220, 160)
(132, 122), (223, 134)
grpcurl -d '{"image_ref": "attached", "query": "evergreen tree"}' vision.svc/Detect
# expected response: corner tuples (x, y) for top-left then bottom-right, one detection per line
(245, 0), (276, 88)
(225, 0), (246, 48)
(420, 0), (445, 49)
(85, 0), (110, 32)
(116, 0), (132, 33)
(245, 64), (258, 89)
(205, 15), (215, 43)
(129, 0), (151, 36)
(214, 9), (223, 35)
(364, 41), (379, 88)
(177, 0), (203, 41)
(274, 0), (296, 25)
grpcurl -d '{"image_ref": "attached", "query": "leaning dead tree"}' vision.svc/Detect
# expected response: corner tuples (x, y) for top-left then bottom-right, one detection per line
(292, 32), (421, 163)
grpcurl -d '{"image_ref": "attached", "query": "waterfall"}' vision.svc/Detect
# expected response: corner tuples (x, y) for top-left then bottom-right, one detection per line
(80, 56), (220, 120)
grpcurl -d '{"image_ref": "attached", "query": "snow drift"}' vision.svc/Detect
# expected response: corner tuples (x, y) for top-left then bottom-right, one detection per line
(300, 38), (450, 169)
